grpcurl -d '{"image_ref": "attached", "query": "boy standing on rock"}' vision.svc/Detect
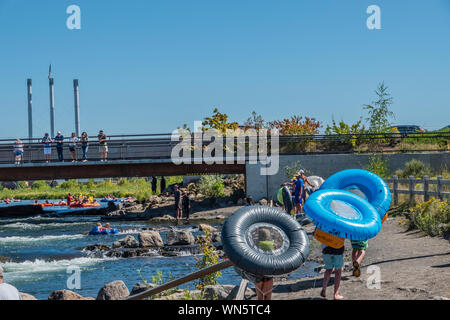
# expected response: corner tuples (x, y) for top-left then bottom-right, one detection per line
(173, 185), (182, 220)
(320, 244), (344, 300)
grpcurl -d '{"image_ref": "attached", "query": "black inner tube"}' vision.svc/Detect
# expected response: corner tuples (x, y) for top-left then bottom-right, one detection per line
(222, 206), (310, 277)
(282, 186), (294, 215)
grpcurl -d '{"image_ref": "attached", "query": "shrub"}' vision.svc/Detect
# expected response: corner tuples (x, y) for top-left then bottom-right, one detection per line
(325, 118), (366, 148)
(365, 154), (390, 178)
(397, 159), (433, 178)
(32, 181), (49, 190)
(198, 175), (226, 198)
(59, 180), (79, 189)
(409, 198), (450, 236)
(194, 230), (221, 290)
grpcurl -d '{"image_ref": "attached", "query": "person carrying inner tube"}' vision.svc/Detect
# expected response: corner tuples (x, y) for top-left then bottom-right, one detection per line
(255, 228), (274, 300)
(320, 242), (344, 300)
(351, 240), (368, 277)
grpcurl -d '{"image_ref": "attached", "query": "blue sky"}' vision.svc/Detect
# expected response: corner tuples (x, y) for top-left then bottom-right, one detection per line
(0, 0), (449, 139)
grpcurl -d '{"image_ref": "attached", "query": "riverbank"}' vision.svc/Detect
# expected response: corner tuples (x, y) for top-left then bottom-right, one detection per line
(271, 217), (450, 300)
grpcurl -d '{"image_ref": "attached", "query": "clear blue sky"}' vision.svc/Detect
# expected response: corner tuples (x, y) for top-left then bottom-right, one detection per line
(0, 0), (449, 139)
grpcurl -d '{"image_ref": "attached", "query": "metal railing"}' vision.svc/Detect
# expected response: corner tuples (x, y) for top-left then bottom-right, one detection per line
(1, 132), (449, 165)
(385, 176), (450, 205)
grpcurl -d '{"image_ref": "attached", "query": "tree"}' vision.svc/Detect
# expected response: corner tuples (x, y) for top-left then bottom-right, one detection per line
(201, 108), (239, 134)
(268, 116), (321, 135)
(243, 111), (267, 130)
(364, 82), (395, 133)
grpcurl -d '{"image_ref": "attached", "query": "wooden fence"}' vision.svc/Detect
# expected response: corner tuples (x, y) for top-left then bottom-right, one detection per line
(385, 176), (450, 206)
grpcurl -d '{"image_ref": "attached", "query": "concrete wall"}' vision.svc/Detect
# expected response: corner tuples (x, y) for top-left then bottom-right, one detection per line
(246, 152), (450, 201)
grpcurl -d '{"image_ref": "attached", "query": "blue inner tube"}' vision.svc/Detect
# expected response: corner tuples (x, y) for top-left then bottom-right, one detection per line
(304, 189), (381, 240)
(222, 206), (309, 277)
(89, 228), (119, 236)
(320, 169), (391, 217)
(281, 186), (294, 215)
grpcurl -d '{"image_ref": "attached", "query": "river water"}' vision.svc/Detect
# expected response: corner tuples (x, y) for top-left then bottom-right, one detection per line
(0, 204), (319, 300)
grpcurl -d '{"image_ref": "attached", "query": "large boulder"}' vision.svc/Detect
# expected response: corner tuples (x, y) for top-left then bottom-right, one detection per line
(97, 280), (130, 300)
(20, 293), (38, 300)
(112, 235), (139, 248)
(48, 290), (87, 300)
(198, 224), (218, 233)
(139, 231), (164, 248)
(166, 229), (195, 246)
(130, 282), (156, 296)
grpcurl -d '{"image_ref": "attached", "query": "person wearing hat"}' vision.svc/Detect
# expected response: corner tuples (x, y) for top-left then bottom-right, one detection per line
(98, 130), (108, 162)
(54, 131), (65, 162)
(291, 170), (313, 214)
(0, 266), (21, 300)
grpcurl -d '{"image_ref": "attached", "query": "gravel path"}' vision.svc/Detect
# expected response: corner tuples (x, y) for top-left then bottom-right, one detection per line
(271, 217), (450, 300)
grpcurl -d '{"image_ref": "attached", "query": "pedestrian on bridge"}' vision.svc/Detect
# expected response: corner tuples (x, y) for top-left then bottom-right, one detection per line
(81, 132), (89, 162)
(69, 132), (79, 162)
(42, 133), (53, 163)
(13, 139), (24, 165)
(98, 130), (108, 162)
(54, 131), (65, 162)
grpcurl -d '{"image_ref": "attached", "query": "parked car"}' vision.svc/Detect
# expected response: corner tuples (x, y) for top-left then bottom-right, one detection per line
(391, 125), (424, 135)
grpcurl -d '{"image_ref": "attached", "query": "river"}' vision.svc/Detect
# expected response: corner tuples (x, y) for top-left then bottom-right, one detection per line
(0, 204), (319, 300)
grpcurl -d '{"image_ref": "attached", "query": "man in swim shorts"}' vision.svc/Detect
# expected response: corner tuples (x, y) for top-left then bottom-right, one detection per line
(291, 171), (305, 215)
(42, 133), (53, 163)
(321, 244), (344, 300)
(351, 240), (368, 277)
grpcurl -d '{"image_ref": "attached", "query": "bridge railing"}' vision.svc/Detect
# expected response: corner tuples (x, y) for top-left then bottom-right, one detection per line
(1, 132), (448, 164)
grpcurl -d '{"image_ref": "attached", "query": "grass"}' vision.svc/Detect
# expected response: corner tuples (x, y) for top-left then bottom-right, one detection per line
(0, 177), (183, 202)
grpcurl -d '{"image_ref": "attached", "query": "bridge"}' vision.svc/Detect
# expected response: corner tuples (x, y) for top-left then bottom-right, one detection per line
(1, 132), (449, 202)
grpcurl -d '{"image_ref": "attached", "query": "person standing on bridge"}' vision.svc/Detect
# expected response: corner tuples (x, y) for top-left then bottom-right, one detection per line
(98, 130), (108, 162)
(69, 132), (79, 162)
(54, 131), (65, 162)
(80, 132), (89, 162)
(13, 139), (24, 165)
(42, 133), (53, 163)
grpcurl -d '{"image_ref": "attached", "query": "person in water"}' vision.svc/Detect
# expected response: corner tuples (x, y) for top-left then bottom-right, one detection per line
(255, 228), (274, 300)
(103, 223), (111, 231)
(320, 243), (344, 300)
(67, 193), (74, 206)
(351, 240), (368, 277)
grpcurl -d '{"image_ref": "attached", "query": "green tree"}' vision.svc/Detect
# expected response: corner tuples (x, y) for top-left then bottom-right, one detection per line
(364, 82), (395, 133)
(202, 108), (239, 134)
(243, 111), (267, 129)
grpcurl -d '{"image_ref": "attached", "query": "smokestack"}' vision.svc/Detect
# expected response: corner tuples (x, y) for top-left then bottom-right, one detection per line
(73, 79), (80, 137)
(49, 78), (55, 138)
(27, 79), (33, 141)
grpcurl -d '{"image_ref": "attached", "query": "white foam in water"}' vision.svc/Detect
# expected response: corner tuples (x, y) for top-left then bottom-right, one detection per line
(0, 234), (84, 244)
(1, 256), (118, 281)
(1, 221), (90, 230)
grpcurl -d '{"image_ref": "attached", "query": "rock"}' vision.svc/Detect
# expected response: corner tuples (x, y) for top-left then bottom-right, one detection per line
(211, 232), (222, 243)
(0, 256), (11, 263)
(429, 296), (450, 300)
(84, 244), (111, 251)
(166, 229), (195, 246)
(139, 231), (164, 248)
(237, 198), (246, 206)
(198, 224), (218, 233)
(130, 282), (156, 296)
(20, 293), (37, 300)
(159, 245), (201, 257)
(112, 235), (139, 248)
(203, 285), (256, 300)
(97, 280), (130, 300)
(48, 290), (87, 300)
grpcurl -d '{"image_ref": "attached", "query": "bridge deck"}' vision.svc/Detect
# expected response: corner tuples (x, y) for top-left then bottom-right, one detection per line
(0, 159), (246, 181)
